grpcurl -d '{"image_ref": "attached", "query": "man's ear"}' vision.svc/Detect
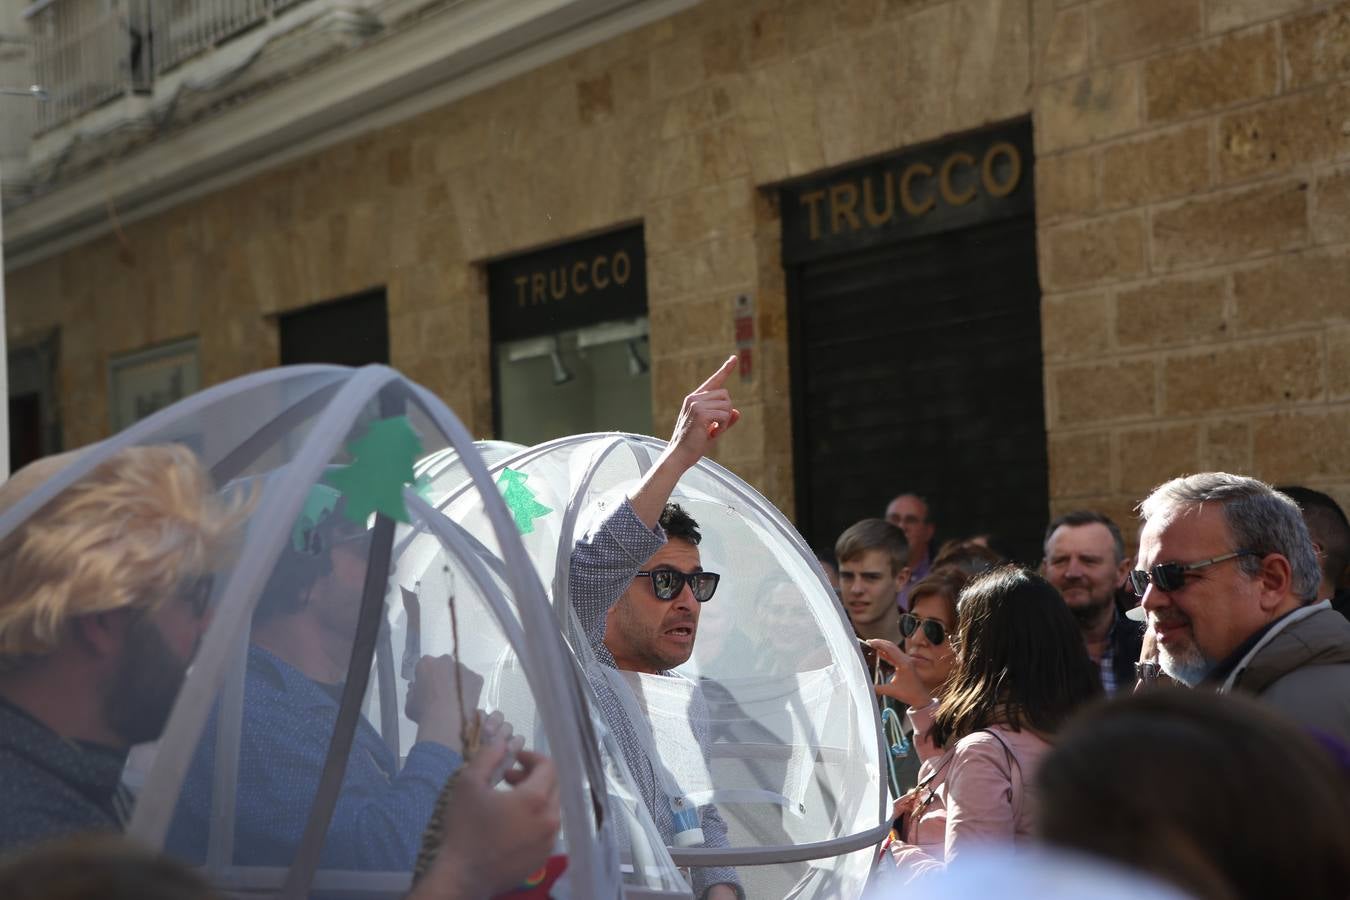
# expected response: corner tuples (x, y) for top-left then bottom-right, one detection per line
(71, 610), (130, 661)
(1116, 555), (1134, 586)
(1255, 553), (1294, 608)
(893, 565), (911, 590)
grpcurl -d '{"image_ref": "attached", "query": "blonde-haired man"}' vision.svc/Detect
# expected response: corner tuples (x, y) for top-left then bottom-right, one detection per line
(0, 447), (564, 898)
(0, 445), (239, 853)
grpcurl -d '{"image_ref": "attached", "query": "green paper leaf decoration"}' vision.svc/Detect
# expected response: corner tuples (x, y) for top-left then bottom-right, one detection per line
(324, 415), (425, 524)
(413, 473), (433, 501)
(497, 467), (552, 535)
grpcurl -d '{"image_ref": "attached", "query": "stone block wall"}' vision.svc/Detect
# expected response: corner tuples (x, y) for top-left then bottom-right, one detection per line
(4, 0), (1037, 518)
(1034, 0), (1350, 544)
(12, 0), (1349, 544)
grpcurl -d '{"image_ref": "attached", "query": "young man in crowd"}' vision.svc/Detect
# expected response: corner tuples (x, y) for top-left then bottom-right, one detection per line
(1133, 473), (1350, 742)
(834, 519), (918, 791)
(835, 519), (910, 655)
(1042, 511), (1141, 695)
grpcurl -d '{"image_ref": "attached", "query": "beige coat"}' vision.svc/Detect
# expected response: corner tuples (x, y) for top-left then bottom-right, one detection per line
(1226, 602), (1350, 745)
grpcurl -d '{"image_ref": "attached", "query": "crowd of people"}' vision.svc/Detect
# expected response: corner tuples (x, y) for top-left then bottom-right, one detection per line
(826, 474), (1350, 897)
(0, 355), (1349, 900)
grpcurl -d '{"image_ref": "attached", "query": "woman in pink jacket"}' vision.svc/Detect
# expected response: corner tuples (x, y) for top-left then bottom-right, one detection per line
(868, 566), (1100, 885)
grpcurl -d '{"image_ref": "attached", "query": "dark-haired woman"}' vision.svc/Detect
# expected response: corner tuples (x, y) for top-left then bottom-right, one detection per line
(869, 566), (1100, 884)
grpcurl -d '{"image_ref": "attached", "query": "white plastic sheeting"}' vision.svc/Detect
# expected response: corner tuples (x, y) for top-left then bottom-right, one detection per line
(427, 433), (890, 900)
(0, 366), (684, 899)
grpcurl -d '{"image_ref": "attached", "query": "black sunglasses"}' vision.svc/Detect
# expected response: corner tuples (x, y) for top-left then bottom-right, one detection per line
(1126, 550), (1259, 596)
(899, 613), (948, 646)
(636, 568), (720, 602)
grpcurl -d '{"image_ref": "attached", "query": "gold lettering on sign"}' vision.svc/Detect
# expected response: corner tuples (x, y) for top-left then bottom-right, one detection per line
(799, 137), (1026, 243)
(900, 163), (935, 216)
(508, 248), (637, 310)
(939, 152), (976, 206)
(592, 256), (610, 289)
(830, 182), (862, 234)
(863, 172), (895, 227)
(982, 142), (1021, 198)
(612, 251), (632, 285)
(800, 190), (827, 241)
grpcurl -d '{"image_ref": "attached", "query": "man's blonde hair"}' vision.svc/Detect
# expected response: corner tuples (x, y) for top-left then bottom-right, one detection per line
(0, 445), (244, 661)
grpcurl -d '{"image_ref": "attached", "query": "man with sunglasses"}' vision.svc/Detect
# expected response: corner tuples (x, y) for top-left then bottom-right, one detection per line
(569, 356), (743, 900)
(171, 482), (485, 872)
(1131, 473), (1350, 741)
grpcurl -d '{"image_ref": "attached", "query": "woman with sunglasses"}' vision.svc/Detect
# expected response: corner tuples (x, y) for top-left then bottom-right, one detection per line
(869, 566), (1100, 885)
(865, 568), (964, 862)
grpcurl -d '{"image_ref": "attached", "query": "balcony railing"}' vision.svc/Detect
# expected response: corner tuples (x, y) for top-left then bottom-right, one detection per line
(24, 0), (306, 134)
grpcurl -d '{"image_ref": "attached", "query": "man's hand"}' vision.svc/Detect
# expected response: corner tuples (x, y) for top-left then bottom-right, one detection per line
(667, 355), (741, 471)
(705, 884), (740, 900)
(406, 655), (484, 752)
(410, 736), (561, 900)
(631, 355), (741, 528)
(867, 639), (934, 709)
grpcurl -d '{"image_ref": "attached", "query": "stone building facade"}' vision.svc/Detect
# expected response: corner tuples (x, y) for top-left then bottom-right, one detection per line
(5, 0), (1350, 553)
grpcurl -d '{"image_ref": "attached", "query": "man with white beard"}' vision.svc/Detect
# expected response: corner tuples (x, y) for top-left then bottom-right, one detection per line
(1130, 473), (1350, 742)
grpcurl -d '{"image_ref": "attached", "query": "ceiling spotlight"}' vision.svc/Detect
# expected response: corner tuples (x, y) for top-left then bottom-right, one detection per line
(550, 337), (573, 386)
(626, 338), (649, 376)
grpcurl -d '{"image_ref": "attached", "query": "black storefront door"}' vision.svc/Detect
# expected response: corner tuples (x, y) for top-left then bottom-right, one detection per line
(279, 290), (389, 367)
(783, 121), (1048, 564)
(793, 216), (1046, 563)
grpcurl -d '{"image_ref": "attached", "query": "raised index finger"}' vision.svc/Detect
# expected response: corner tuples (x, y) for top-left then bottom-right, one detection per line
(695, 355), (739, 393)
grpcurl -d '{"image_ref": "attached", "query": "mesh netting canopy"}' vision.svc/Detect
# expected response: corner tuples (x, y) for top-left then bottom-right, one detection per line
(431, 434), (890, 900)
(0, 366), (687, 899)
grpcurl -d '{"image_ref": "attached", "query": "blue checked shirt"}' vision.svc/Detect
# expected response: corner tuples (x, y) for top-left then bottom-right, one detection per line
(569, 498), (741, 900)
(169, 645), (459, 871)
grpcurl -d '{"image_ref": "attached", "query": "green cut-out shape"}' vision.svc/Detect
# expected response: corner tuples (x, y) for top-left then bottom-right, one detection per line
(324, 415), (424, 524)
(497, 467), (552, 535)
(413, 473), (433, 501)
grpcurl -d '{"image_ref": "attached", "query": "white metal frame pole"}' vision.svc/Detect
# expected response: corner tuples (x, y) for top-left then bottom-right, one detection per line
(0, 83), (49, 480)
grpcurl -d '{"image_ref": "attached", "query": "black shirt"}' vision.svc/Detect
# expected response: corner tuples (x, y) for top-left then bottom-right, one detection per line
(0, 698), (128, 856)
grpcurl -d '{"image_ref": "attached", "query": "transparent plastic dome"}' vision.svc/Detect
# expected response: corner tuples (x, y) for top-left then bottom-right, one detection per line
(0, 366), (685, 899)
(433, 433), (890, 900)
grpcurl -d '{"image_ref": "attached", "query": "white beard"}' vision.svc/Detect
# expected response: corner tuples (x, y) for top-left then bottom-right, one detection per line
(1159, 641), (1209, 686)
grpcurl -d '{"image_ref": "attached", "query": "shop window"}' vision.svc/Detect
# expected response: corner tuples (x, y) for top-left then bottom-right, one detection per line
(488, 226), (651, 444)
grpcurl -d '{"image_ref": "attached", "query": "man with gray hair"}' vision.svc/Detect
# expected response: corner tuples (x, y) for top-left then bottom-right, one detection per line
(1042, 510), (1140, 695)
(1130, 473), (1350, 741)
